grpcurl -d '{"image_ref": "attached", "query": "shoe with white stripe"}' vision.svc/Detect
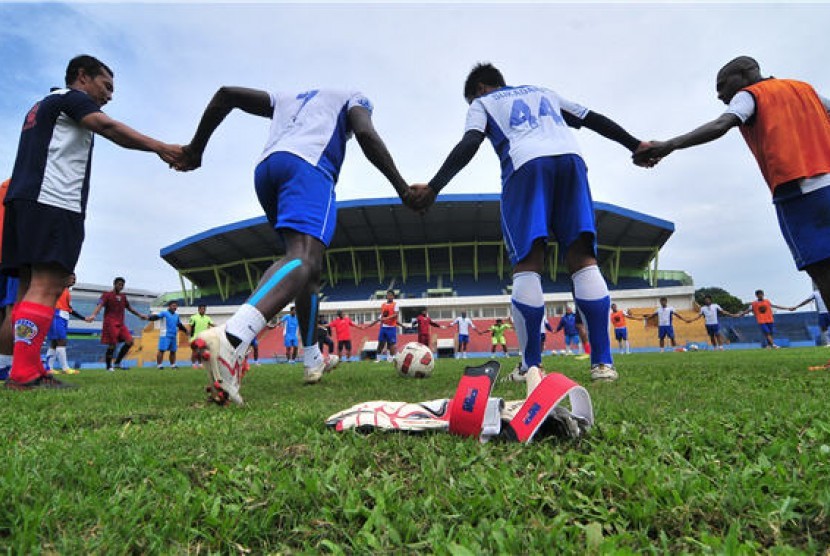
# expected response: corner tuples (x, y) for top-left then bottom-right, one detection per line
(193, 325), (244, 406)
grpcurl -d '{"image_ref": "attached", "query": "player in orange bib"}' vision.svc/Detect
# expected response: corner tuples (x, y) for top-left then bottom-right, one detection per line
(368, 290), (399, 363)
(738, 289), (789, 349)
(609, 303), (632, 354)
(635, 56), (830, 313)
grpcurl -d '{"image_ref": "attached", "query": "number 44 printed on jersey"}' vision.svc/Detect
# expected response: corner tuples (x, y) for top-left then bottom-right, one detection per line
(510, 96), (565, 129)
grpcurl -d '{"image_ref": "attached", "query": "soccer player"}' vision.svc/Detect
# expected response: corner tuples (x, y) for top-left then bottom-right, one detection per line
(317, 316), (334, 355)
(738, 289), (788, 349)
(188, 304), (214, 368)
(148, 301), (188, 369)
(637, 297), (693, 352)
(411, 307), (443, 351)
(0, 178), (17, 381)
(86, 277), (149, 371)
(368, 290), (400, 363)
(408, 63), (650, 382)
(610, 303), (632, 355)
(248, 337), (262, 366)
(330, 310), (360, 361)
(790, 287), (830, 346)
(178, 86), (410, 403)
(481, 318), (512, 356)
(634, 56), (830, 311)
(44, 273), (85, 375)
(450, 311), (477, 359)
(2, 55), (181, 390)
(691, 295), (739, 351)
(276, 306), (300, 364)
(555, 306), (581, 356)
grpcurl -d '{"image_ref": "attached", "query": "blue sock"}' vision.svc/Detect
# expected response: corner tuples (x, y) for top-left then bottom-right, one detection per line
(511, 299), (544, 369)
(572, 265), (613, 366)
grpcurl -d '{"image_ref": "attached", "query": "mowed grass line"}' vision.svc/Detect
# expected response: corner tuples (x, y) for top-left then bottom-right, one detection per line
(2, 349), (830, 553)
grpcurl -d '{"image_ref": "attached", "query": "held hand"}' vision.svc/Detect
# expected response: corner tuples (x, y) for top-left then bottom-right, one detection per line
(406, 183), (437, 213)
(632, 140), (673, 167)
(158, 144), (185, 167)
(171, 144), (203, 172)
(85, 315), (95, 323)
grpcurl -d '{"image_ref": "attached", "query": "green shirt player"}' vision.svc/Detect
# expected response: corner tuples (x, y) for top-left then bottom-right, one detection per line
(189, 304), (214, 368)
(481, 318), (513, 356)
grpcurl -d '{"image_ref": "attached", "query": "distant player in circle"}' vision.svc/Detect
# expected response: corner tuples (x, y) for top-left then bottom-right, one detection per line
(411, 307), (443, 351)
(86, 277), (149, 371)
(408, 63), (650, 382)
(691, 295), (738, 351)
(188, 304), (214, 368)
(44, 272), (85, 375)
(739, 289), (788, 349)
(539, 312), (554, 353)
(330, 310), (360, 362)
(635, 56), (830, 313)
(637, 297), (693, 352)
(482, 318), (512, 356)
(317, 315), (334, 355)
(276, 306), (299, 363)
(149, 300), (188, 369)
(450, 311), (477, 359)
(609, 303), (632, 355)
(176, 83), (410, 401)
(368, 290), (399, 363)
(555, 306), (581, 355)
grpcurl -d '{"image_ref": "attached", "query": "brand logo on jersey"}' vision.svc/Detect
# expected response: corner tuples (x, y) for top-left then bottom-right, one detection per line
(14, 319), (39, 345)
(22, 102), (40, 131)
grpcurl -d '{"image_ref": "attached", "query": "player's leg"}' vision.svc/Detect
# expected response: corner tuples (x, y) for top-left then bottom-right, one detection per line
(169, 346), (178, 368)
(668, 328), (677, 347)
(114, 326), (134, 368)
(510, 240), (546, 374)
(9, 263), (66, 385)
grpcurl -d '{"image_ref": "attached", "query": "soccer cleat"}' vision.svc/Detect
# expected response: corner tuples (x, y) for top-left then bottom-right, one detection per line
(304, 354), (340, 384)
(590, 363), (618, 382)
(575, 354), (590, 361)
(505, 362), (527, 382)
(106, 367), (115, 373)
(193, 326), (244, 406)
(63, 368), (80, 375)
(4, 374), (77, 390)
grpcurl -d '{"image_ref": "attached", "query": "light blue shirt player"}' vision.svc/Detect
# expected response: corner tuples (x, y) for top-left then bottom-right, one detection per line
(280, 313), (299, 347)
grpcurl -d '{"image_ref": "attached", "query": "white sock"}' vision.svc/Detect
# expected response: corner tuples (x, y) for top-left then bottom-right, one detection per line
(304, 344), (322, 367)
(225, 304), (267, 350)
(57, 346), (69, 370)
(46, 348), (56, 369)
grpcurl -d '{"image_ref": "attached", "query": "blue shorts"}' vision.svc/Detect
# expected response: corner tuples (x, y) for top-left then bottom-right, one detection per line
(658, 325), (675, 340)
(501, 154), (596, 265)
(158, 336), (178, 352)
(378, 326), (397, 345)
(0, 276), (19, 308)
(759, 323), (775, 336)
(564, 333), (580, 346)
(250, 337), (259, 348)
(255, 152), (337, 247)
(284, 335), (298, 348)
(774, 183), (830, 270)
(614, 327), (628, 341)
(705, 324), (720, 336)
(47, 313), (68, 341)
(820, 313), (830, 330)
(458, 333), (469, 344)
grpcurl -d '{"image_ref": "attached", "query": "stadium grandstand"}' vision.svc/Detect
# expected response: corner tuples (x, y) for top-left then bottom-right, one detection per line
(150, 193), (711, 360)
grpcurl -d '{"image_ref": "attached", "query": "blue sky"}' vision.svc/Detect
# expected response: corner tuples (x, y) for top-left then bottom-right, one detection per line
(1, 2), (829, 307)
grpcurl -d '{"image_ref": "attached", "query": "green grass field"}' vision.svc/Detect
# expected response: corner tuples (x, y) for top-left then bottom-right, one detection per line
(2, 348), (830, 554)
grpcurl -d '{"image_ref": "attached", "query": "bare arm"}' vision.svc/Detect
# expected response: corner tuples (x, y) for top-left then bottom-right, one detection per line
(182, 86), (272, 169)
(80, 112), (181, 165)
(408, 130), (485, 212)
(348, 106), (409, 200)
(634, 113), (742, 164)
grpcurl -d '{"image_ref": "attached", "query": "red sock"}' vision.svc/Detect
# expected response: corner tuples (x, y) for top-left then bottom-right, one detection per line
(10, 301), (54, 384)
(585, 343), (592, 355)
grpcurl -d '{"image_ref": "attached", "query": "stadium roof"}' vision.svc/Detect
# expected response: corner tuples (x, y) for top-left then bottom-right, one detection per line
(160, 193), (674, 293)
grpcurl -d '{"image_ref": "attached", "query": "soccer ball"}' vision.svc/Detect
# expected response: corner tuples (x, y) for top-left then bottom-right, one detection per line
(688, 344), (699, 352)
(394, 342), (435, 378)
